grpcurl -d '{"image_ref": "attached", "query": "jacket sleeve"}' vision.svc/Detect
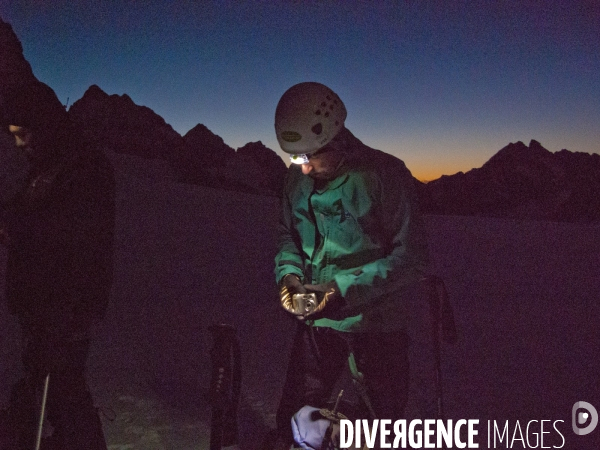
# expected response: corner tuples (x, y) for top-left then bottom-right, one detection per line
(333, 161), (429, 306)
(274, 169), (305, 284)
(4, 152), (115, 335)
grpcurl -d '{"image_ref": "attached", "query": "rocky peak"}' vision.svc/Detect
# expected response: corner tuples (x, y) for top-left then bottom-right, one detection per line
(237, 141), (283, 167)
(183, 124), (235, 166)
(79, 84), (109, 102)
(0, 17), (37, 87)
(528, 139), (545, 153)
(69, 85), (184, 160)
(236, 141), (287, 194)
(484, 140), (552, 170)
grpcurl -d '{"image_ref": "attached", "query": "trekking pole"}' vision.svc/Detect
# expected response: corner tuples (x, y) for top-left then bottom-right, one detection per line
(421, 275), (458, 450)
(428, 277), (445, 420)
(428, 275), (457, 421)
(208, 324), (241, 450)
(34, 373), (50, 450)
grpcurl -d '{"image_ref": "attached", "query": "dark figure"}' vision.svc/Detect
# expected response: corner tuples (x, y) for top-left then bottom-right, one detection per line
(0, 82), (114, 450)
(272, 82), (430, 448)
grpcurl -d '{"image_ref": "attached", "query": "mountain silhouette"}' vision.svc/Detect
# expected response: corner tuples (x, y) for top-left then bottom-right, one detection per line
(69, 85), (286, 196)
(1, 15), (598, 219)
(420, 140), (600, 222)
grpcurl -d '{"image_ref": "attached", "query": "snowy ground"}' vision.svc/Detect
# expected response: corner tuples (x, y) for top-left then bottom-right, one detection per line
(1, 153), (599, 449)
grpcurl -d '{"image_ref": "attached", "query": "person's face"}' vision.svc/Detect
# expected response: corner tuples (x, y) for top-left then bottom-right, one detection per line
(300, 146), (345, 180)
(8, 125), (33, 154)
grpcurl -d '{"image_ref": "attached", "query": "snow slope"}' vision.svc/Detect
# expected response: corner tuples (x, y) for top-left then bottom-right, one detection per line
(1, 153), (599, 449)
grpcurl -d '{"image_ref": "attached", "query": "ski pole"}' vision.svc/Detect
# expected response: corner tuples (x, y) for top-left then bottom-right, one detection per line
(34, 373), (50, 450)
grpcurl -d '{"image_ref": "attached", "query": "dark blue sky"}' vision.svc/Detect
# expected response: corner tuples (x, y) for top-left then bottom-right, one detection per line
(2, 1), (599, 179)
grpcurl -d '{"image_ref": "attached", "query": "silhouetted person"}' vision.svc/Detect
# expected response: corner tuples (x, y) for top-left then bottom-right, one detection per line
(0, 81), (114, 450)
(272, 82), (430, 449)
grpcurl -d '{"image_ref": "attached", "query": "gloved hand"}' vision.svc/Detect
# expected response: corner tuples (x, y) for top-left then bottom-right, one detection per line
(303, 281), (343, 317)
(279, 274), (307, 315)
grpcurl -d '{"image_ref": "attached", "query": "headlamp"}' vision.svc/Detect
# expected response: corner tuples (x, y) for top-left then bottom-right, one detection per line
(290, 153), (310, 165)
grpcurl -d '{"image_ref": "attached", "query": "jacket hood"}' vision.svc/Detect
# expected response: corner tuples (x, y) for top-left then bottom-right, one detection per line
(1, 81), (73, 168)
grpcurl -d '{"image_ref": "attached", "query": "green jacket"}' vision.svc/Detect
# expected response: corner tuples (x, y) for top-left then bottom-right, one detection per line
(275, 132), (429, 332)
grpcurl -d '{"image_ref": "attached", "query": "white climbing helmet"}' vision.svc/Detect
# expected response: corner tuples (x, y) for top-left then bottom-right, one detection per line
(275, 82), (347, 163)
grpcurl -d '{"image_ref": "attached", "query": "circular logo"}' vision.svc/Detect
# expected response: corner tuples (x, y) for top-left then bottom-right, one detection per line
(281, 131), (302, 142)
(572, 401), (598, 436)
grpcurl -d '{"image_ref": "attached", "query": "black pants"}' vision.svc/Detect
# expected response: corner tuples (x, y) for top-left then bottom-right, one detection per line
(6, 332), (107, 450)
(276, 324), (410, 444)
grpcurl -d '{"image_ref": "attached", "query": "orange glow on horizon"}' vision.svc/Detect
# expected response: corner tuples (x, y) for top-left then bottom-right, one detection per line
(410, 167), (466, 182)
(407, 163), (477, 183)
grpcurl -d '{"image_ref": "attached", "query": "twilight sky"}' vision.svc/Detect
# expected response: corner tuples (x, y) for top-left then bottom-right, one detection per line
(1, 1), (599, 180)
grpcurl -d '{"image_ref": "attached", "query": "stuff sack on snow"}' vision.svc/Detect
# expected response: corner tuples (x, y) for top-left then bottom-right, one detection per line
(291, 405), (340, 450)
